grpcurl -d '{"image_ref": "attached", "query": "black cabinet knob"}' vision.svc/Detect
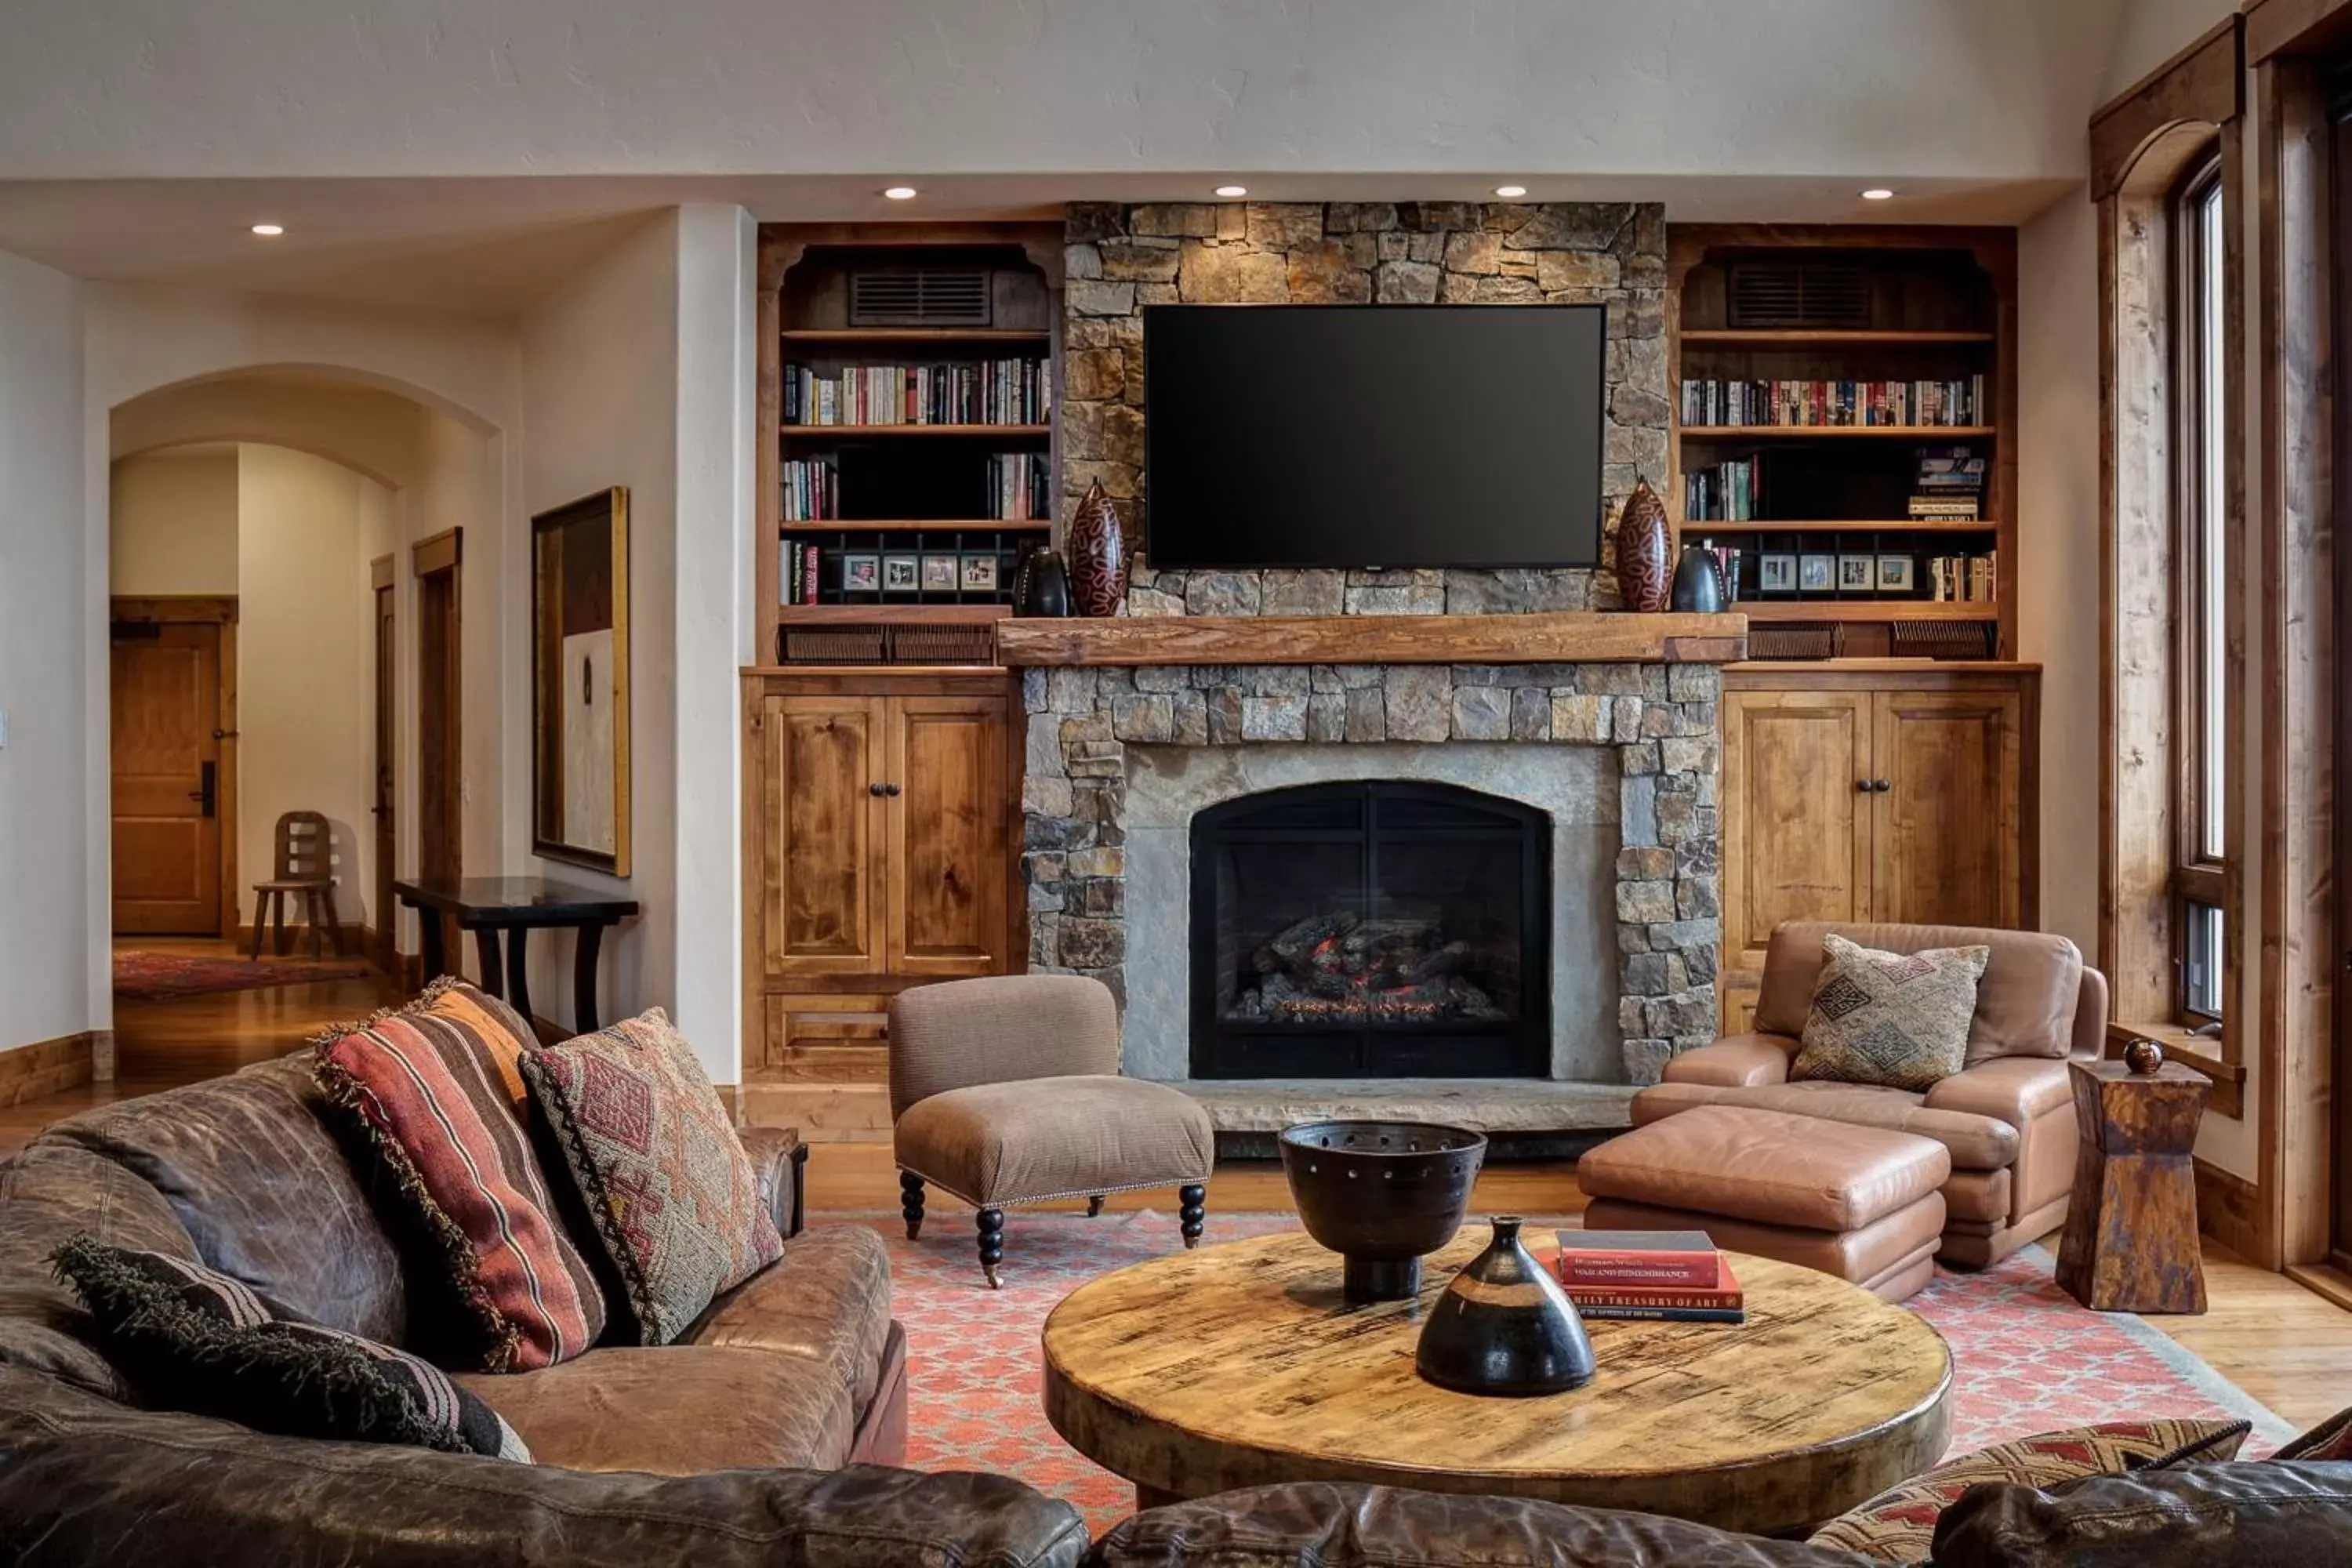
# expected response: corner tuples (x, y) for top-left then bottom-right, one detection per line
(869, 782), (888, 797)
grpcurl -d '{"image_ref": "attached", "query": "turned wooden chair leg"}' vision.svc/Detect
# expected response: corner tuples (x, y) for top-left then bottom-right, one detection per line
(248, 891), (270, 960)
(978, 1207), (1005, 1289)
(900, 1171), (926, 1241)
(1179, 1185), (1207, 1250)
(1086, 1195), (1105, 1218)
(305, 889), (327, 959)
(270, 889), (289, 956)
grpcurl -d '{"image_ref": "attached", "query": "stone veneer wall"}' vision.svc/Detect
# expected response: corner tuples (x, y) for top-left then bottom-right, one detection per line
(1058, 199), (1670, 617)
(1022, 660), (1722, 1085)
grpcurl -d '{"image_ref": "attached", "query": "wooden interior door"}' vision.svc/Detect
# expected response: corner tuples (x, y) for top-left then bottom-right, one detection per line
(111, 622), (223, 935)
(1719, 689), (1875, 977)
(884, 694), (1008, 978)
(760, 694), (887, 980)
(415, 532), (463, 969)
(371, 560), (397, 974)
(1867, 689), (2024, 931)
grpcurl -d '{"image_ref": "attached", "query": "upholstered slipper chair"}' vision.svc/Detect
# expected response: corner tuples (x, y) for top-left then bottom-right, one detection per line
(887, 975), (1216, 1287)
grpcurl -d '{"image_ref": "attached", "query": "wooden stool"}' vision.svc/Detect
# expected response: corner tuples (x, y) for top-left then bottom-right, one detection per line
(250, 810), (347, 960)
(2056, 1058), (2210, 1313)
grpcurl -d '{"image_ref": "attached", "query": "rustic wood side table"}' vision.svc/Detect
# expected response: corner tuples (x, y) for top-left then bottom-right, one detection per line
(2055, 1058), (2211, 1314)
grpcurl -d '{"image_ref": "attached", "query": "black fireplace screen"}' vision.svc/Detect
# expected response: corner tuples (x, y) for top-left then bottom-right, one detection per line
(1189, 781), (1549, 1079)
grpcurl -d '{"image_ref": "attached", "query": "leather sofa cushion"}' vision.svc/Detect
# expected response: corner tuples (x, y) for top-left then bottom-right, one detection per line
(35, 1057), (412, 1345)
(1755, 923), (2083, 1065)
(895, 1076), (1214, 1207)
(457, 1345), (857, 1474)
(1633, 1081), (2020, 1171)
(1942, 1166), (2013, 1224)
(1579, 1195), (1947, 1294)
(684, 1226), (893, 1414)
(1581, 1105), (1951, 1232)
(1930, 1462), (2352, 1568)
(1922, 1055), (2073, 1126)
(1661, 1034), (1799, 1088)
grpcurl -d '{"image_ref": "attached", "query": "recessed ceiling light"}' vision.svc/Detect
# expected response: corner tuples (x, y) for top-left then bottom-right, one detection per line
(249, 223), (285, 237)
(1214, 184), (1248, 198)
(1494, 185), (1528, 198)
(882, 186), (918, 201)
(1860, 188), (1895, 201)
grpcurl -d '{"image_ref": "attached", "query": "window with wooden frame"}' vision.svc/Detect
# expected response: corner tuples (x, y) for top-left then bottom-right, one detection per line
(2172, 152), (2228, 1026)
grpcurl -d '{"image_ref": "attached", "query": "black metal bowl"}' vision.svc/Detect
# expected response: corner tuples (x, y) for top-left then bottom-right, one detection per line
(1278, 1120), (1488, 1303)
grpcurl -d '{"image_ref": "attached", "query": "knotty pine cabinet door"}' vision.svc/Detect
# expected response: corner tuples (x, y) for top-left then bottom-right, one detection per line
(1720, 688), (1877, 978)
(1867, 688), (2026, 932)
(884, 694), (1010, 978)
(756, 694), (890, 981)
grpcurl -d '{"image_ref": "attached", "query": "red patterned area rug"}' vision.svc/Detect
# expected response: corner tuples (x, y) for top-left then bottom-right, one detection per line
(113, 949), (372, 1003)
(817, 1210), (2292, 1536)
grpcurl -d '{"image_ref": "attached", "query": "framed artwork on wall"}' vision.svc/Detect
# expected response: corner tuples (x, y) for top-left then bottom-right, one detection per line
(531, 487), (630, 877)
(1757, 553), (1795, 594)
(882, 554), (920, 593)
(1836, 554), (1875, 592)
(1798, 554), (1835, 593)
(1876, 555), (1915, 592)
(920, 554), (960, 591)
(960, 554), (1000, 591)
(841, 553), (880, 593)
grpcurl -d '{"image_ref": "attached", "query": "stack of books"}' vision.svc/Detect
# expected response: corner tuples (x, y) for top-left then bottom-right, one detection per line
(1554, 1229), (1745, 1324)
(1911, 446), (1986, 521)
(1926, 552), (1998, 602)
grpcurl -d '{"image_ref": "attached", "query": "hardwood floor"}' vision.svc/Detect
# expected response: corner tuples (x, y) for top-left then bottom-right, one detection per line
(7, 975), (2349, 1435)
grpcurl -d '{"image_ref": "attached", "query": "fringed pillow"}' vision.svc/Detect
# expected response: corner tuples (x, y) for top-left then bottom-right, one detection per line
(53, 1233), (529, 1461)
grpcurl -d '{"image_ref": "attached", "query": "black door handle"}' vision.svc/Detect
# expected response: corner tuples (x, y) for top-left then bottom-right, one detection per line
(884, 782), (902, 797)
(869, 782), (888, 797)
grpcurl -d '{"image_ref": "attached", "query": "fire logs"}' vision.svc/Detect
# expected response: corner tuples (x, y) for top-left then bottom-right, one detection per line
(1229, 910), (1508, 1025)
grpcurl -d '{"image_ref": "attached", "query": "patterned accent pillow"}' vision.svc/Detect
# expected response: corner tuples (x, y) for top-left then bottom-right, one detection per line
(521, 1009), (785, 1346)
(53, 1233), (530, 1461)
(314, 978), (606, 1372)
(1807, 1418), (2249, 1563)
(2278, 1402), (2352, 1460)
(1791, 933), (1991, 1092)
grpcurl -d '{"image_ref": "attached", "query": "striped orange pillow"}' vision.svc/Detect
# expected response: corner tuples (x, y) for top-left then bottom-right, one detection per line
(314, 979), (605, 1371)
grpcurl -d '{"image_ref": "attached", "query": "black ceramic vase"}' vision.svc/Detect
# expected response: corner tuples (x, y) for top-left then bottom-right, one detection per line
(1416, 1216), (1596, 1396)
(1670, 543), (1727, 612)
(1014, 546), (1072, 617)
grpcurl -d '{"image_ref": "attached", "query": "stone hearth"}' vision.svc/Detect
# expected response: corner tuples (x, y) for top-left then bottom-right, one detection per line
(1021, 659), (1722, 1087)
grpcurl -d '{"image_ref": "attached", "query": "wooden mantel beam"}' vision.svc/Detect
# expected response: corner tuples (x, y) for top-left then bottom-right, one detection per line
(993, 612), (1748, 667)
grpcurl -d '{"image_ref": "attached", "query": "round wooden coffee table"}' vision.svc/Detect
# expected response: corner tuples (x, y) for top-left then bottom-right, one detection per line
(1041, 1227), (1952, 1537)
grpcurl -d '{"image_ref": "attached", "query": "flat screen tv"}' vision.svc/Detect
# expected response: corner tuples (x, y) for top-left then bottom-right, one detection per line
(1142, 303), (1606, 570)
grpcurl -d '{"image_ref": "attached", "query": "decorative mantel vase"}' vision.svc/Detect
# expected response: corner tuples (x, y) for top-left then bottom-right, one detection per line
(1613, 481), (1672, 613)
(1670, 541), (1727, 612)
(1066, 480), (1129, 618)
(1014, 545), (1073, 618)
(1415, 1216), (1596, 1396)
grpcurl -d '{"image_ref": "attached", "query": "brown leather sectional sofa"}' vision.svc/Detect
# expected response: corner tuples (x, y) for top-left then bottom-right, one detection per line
(1, 1054), (2345, 1566)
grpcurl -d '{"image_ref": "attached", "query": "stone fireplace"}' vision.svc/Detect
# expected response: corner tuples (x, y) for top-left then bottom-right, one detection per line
(1018, 657), (1724, 1091)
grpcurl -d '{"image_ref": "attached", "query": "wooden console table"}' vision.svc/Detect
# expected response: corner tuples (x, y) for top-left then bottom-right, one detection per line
(2056, 1058), (2211, 1314)
(394, 877), (640, 1035)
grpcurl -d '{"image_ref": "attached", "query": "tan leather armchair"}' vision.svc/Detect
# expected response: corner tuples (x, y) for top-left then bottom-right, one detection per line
(1632, 922), (2108, 1267)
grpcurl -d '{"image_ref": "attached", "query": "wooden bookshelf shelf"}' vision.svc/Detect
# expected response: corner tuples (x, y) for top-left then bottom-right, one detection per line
(1737, 601), (1998, 622)
(781, 328), (1051, 344)
(782, 520), (1050, 533)
(1682, 518), (1996, 534)
(780, 423), (1052, 438)
(1681, 426), (1997, 440)
(1681, 329), (1996, 346)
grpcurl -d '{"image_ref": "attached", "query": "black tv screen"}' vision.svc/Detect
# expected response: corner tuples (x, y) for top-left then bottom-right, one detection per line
(1142, 303), (1606, 570)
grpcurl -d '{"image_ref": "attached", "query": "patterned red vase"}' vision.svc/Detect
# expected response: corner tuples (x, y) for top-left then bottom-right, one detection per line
(1614, 480), (1671, 613)
(1066, 481), (1128, 618)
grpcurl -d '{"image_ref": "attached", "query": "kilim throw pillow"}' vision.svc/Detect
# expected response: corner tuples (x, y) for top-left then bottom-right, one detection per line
(53, 1232), (530, 1461)
(1808, 1418), (2249, 1563)
(521, 1009), (784, 1346)
(1790, 932), (1991, 1092)
(2277, 1402), (2352, 1461)
(314, 978), (606, 1372)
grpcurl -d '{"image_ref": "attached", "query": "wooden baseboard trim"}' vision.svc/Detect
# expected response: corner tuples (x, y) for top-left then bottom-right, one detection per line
(0, 1032), (97, 1106)
(229, 921), (387, 960)
(2285, 1263), (2352, 1313)
(2194, 1156), (2265, 1260)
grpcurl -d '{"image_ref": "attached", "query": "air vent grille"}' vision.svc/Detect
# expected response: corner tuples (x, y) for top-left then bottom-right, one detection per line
(1729, 263), (1870, 329)
(850, 267), (993, 326)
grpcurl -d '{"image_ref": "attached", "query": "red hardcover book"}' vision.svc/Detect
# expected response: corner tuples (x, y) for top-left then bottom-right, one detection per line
(802, 546), (819, 604)
(1566, 1258), (1743, 1312)
(1554, 1229), (1721, 1291)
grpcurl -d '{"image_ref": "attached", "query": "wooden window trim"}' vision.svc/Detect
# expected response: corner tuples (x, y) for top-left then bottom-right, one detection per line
(2092, 17), (2244, 201)
(411, 528), (462, 577)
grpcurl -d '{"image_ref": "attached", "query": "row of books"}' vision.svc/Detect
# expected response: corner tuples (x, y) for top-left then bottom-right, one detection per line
(780, 458), (840, 521)
(1685, 458), (1762, 521)
(1677, 538), (1998, 601)
(1680, 377), (1987, 429)
(779, 541), (1011, 604)
(1555, 1230), (1743, 1323)
(986, 452), (1051, 522)
(1929, 554), (1999, 602)
(783, 359), (1051, 427)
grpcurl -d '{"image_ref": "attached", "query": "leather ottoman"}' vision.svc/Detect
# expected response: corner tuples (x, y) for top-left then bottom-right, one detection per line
(1577, 1105), (1953, 1302)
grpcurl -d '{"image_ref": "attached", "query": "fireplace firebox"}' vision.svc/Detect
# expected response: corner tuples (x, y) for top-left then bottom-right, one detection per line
(1189, 781), (1550, 1079)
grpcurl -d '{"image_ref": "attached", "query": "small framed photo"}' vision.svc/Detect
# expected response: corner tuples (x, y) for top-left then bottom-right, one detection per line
(920, 554), (960, 591)
(1876, 554), (1915, 592)
(1836, 554), (1875, 592)
(841, 553), (880, 593)
(960, 553), (1000, 592)
(1758, 553), (1795, 594)
(1798, 554), (1835, 593)
(881, 554), (920, 593)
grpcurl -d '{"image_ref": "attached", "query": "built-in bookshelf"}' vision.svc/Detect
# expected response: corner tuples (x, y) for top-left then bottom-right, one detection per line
(1668, 227), (2018, 659)
(753, 223), (1063, 665)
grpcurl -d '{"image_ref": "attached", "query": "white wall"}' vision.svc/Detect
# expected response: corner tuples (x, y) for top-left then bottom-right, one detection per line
(110, 449), (237, 596)
(0, 250), (90, 1054)
(235, 444), (381, 933)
